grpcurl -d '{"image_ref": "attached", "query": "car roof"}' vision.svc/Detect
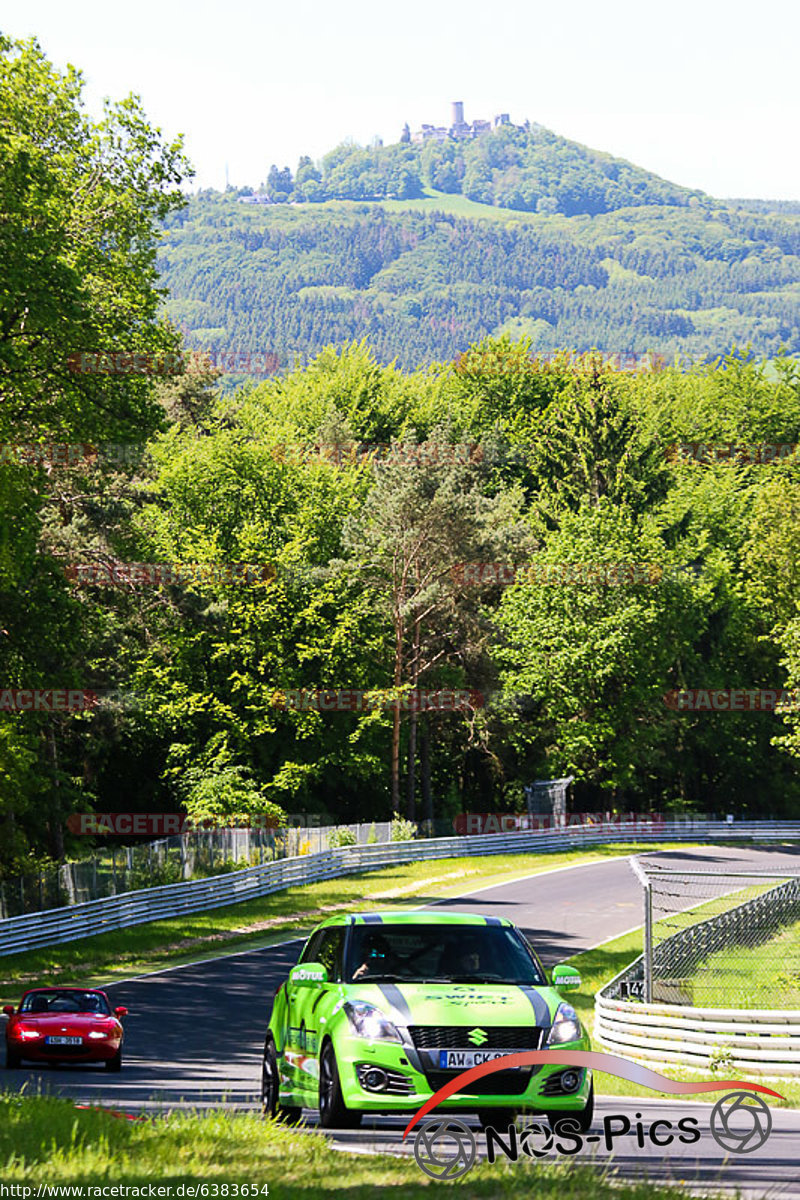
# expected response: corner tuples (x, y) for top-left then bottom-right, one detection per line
(316, 911), (514, 928)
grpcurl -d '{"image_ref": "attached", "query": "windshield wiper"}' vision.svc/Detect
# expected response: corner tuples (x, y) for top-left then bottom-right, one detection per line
(437, 974), (534, 984)
(353, 973), (405, 982)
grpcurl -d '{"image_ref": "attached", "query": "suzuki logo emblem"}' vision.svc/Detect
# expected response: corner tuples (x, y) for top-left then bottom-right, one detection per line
(467, 1028), (488, 1046)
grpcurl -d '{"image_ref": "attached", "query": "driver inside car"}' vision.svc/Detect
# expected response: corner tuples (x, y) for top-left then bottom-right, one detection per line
(352, 932), (393, 980)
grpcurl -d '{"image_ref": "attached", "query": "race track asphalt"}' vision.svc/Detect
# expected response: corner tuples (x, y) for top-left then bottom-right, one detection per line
(2, 843), (799, 1196)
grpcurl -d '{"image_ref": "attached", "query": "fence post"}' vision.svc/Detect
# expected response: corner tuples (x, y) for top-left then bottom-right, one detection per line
(643, 878), (653, 1003)
(629, 856), (653, 1003)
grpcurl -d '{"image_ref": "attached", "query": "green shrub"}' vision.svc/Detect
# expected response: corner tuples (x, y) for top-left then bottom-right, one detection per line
(328, 826), (357, 848)
(390, 813), (417, 841)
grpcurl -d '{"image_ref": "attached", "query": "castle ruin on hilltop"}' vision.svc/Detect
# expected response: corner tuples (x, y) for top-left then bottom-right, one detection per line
(406, 101), (523, 144)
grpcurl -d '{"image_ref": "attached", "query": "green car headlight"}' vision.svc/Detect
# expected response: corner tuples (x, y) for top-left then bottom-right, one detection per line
(545, 1001), (582, 1045)
(343, 1001), (402, 1041)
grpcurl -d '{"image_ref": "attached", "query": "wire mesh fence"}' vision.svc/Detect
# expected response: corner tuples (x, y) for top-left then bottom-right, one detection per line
(0, 818), (419, 918)
(627, 859), (800, 1008)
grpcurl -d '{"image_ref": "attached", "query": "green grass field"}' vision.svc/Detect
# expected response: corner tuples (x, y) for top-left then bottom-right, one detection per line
(0, 1093), (727, 1196)
(684, 917), (800, 1009)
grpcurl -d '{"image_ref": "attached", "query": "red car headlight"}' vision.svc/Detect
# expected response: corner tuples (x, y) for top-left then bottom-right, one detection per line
(18, 1029), (44, 1040)
(87, 1031), (108, 1039)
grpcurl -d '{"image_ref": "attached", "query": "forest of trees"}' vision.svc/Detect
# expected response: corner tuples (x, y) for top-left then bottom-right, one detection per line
(159, 194), (800, 371)
(3, 36), (800, 882)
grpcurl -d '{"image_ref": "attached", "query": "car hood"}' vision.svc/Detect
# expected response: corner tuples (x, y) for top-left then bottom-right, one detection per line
(14, 1013), (118, 1031)
(352, 981), (559, 1027)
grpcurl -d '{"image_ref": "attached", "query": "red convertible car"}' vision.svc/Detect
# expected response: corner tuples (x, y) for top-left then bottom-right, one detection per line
(3, 988), (127, 1070)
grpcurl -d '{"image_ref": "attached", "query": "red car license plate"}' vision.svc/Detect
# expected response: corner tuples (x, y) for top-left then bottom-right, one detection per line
(46, 1036), (83, 1045)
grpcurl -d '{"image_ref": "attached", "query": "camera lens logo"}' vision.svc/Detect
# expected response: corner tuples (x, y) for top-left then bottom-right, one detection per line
(710, 1091), (772, 1154)
(413, 1117), (477, 1180)
(519, 1120), (555, 1157)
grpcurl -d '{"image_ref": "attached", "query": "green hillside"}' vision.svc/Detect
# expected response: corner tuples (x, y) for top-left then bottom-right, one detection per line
(159, 188), (800, 371)
(263, 122), (702, 215)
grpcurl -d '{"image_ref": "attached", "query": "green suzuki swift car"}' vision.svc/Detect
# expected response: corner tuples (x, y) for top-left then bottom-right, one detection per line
(261, 910), (593, 1129)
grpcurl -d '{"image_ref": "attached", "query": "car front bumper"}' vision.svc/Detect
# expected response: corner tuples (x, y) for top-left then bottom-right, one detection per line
(335, 1034), (593, 1112)
(7, 1037), (121, 1063)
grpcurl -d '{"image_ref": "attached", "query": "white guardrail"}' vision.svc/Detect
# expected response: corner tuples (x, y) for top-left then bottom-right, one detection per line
(596, 966), (800, 1078)
(1, 820), (799, 959)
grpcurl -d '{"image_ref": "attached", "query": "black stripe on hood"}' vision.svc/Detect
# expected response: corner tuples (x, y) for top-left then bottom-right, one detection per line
(518, 984), (551, 1028)
(377, 983), (413, 1024)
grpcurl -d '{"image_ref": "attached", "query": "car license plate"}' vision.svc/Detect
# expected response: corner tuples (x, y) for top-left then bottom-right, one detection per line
(438, 1050), (512, 1069)
(45, 1036), (83, 1045)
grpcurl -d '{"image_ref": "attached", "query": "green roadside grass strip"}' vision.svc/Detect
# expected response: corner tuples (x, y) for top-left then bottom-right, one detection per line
(682, 917), (800, 1008)
(651, 878), (780, 942)
(0, 1094), (728, 1195)
(0, 843), (689, 998)
(565, 930), (800, 1109)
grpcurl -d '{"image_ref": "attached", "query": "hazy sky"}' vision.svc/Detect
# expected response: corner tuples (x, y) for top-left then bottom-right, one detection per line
(5, 0), (800, 199)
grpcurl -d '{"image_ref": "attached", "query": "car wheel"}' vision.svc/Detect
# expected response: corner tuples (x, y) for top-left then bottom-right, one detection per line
(478, 1108), (516, 1131)
(548, 1081), (594, 1134)
(261, 1038), (301, 1124)
(105, 1049), (122, 1072)
(318, 1041), (361, 1129)
(5, 1047), (21, 1070)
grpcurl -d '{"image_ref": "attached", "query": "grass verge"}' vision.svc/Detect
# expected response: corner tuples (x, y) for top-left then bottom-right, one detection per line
(0, 1093), (726, 1195)
(0, 843), (687, 1001)
(684, 917), (800, 1008)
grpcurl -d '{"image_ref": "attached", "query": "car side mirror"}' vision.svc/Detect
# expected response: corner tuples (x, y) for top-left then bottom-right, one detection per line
(114, 1006), (128, 1018)
(2, 1005), (14, 1017)
(551, 964), (581, 991)
(289, 962), (328, 988)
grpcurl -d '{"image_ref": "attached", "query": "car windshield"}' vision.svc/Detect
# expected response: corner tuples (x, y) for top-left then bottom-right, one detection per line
(346, 923), (546, 985)
(20, 990), (111, 1015)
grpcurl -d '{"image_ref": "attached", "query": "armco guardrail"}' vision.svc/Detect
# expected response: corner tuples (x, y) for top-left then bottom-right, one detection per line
(596, 984), (800, 1077)
(1, 820), (799, 958)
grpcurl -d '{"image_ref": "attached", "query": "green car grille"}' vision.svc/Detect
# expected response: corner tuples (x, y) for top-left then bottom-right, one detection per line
(409, 1025), (542, 1051)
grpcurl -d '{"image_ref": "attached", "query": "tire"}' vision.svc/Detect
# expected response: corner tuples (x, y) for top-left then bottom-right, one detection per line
(548, 1080), (594, 1134)
(478, 1108), (516, 1131)
(318, 1040), (361, 1129)
(5, 1046), (21, 1070)
(105, 1048), (122, 1072)
(260, 1038), (301, 1124)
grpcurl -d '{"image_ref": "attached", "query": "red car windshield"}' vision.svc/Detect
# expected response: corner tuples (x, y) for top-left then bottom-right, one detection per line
(20, 990), (111, 1016)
